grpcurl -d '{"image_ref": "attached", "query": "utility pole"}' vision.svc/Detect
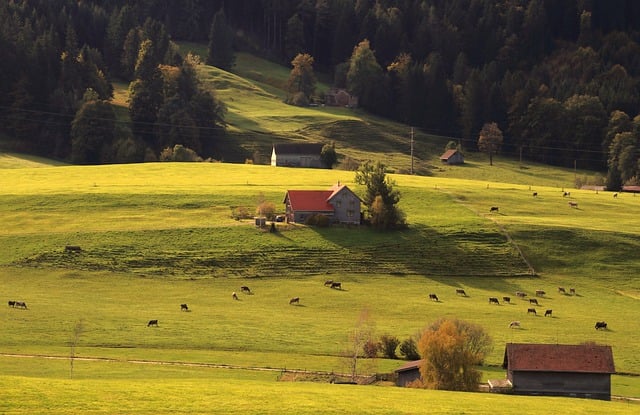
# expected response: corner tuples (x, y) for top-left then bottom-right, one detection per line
(410, 127), (414, 175)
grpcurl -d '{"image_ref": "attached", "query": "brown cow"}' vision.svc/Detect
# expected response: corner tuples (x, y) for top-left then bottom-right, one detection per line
(147, 319), (158, 327)
(289, 297), (300, 305)
(544, 309), (553, 317)
(527, 308), (537, 315)
(330, 282), (342, 290)
(180, 303), (189, 311)
(456, 289), (467, 297)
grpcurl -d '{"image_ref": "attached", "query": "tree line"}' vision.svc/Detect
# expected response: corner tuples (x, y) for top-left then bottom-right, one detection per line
(1, 0), (639, 187)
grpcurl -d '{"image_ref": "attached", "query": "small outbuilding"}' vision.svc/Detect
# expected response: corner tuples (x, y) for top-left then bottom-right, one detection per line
(271, 143), (324, 168)
(394, 360), (423, 387)
(440, 149), (464, 165)
(503, 343), (615, 400)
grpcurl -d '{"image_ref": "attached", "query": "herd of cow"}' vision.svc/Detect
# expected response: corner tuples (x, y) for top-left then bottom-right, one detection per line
(429, 286), (608, 331)
(145, 280), (345, 327)
(488, 188), (624, 215)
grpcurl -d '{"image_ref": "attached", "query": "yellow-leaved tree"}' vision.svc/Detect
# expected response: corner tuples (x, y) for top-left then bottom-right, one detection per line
(416, 318), (492, 391)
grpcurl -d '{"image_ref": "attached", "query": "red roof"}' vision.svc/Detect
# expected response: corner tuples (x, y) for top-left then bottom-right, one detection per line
(440, 149), (459, 160)
(285, 190), (334, 212)
(504, 343), (615, 374)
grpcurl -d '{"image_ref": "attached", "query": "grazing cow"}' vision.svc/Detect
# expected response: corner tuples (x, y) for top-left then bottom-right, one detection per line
(456, 289), (467, 297)
(516, 291), (527, 298)
(489, 297), (500, 305)
(14, 301), (27, 309)
(544, 309), (553, 317)
(563, 191), (570, 197)
(532, 192), (538, 197)
(490, 206), (499, 213)
(595, 321), (607, 330)
(613, 193), (618, 198)
(147, 319), (158, 327)
(568, 201), (578, 208)
(509, 321), (521, 329)
(527, 308), (537, 315)
(8, 300), (15, 307)
(330, 282), (342, 290)
(289, 297), (300, 305)
(240, 286), (251, 293)
(429, 293), (439, 302)
(65, 245), (82, 252)
(558, 287), (566, 294)
(502, 296), (511, 303)
(180, 303), (189, 311)
(324, 280), (333, 286)
(535, 290), (545, 297)
(529, 298), (539, 305)
(232, 292), (239, 300)
(569, 288), (576, 295)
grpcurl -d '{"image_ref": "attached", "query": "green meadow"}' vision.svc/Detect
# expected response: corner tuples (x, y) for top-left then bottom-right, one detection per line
(1, 159), (639, 413)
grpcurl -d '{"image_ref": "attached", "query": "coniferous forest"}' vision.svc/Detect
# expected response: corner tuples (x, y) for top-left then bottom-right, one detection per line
(2, 0), (640, 188)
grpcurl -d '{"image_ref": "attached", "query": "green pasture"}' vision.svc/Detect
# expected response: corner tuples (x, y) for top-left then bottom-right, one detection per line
(1, 160), (639, 413)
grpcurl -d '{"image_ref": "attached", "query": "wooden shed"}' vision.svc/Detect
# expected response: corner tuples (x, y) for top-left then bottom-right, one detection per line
(394, 360), (423, 387)
(503, 343), (615, 400)
(440, 149), (464, 165)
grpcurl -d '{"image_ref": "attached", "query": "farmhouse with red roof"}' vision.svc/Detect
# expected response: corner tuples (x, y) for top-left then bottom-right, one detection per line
(501, 343), (615, 400)
(283, 183), (361, 225)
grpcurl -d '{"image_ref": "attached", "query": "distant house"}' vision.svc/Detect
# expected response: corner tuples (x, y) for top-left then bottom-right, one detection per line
(283, 183), (361, 225)
(622, 185), (640, 193)
(502, 343), (615, 400)
(324, 88), (358, 107)
(440, 149), (464, 165)
(271, 143), (324, 168)
(394, 360), (423, 387)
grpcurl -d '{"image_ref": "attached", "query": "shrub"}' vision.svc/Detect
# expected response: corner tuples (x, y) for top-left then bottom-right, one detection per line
(256, 201), (276, 220)
(231, 206), (252, 220)
(379, 334), (400, 359)
(399, 337), (420, 360)
(363, 339), (379, 358)
(304, 214), (330, 227)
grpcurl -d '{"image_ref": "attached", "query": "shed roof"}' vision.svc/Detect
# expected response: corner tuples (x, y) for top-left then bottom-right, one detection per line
(394, 359), (424, 373)
(284, 190), (334, 212)
(273, 143), (324, 155)
(503, 343), (615, 374)
(440, 149), (456, 159)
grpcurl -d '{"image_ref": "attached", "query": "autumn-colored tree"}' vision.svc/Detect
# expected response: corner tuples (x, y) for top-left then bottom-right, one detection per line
(417, 318), (491, 391)
(477, 122), (504, 166)
(286, 53), (317, 106)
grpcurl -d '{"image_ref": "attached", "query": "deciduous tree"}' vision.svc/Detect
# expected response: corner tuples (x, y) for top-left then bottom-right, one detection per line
(477, 122), (504, 166)
(286, 53), (316, 106)
(417, 318), (491, 391)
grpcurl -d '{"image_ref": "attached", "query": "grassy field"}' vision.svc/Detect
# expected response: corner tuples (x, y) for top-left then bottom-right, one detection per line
(1, 159), (639, 413)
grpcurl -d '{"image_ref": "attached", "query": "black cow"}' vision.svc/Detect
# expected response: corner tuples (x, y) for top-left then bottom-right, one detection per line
(558, 287), (566, 294)
(502, 296), (511, 303)
(429, 293), (439, 302)
(241, 286), (251, 293)
(180, 303), (189, 311)
(330, 282), (342, 290)
(14, 301), (27, 309)
(535, 290), (546, 297)
(529, 298), (539, 305)
(489, 297), (499, 305)
(544, 309), (553, 317)
(595, 321), (607, 330)
(147, 319), (158, 327)
(516, 291), (527, 298)
(532, 192), (538, 197)
(490, 206), (499, 213)
(8, 300), (15, 307)
(456, 289), (467, 296)
(527, 308), (537, 315)
(289, 297), (300, 305)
